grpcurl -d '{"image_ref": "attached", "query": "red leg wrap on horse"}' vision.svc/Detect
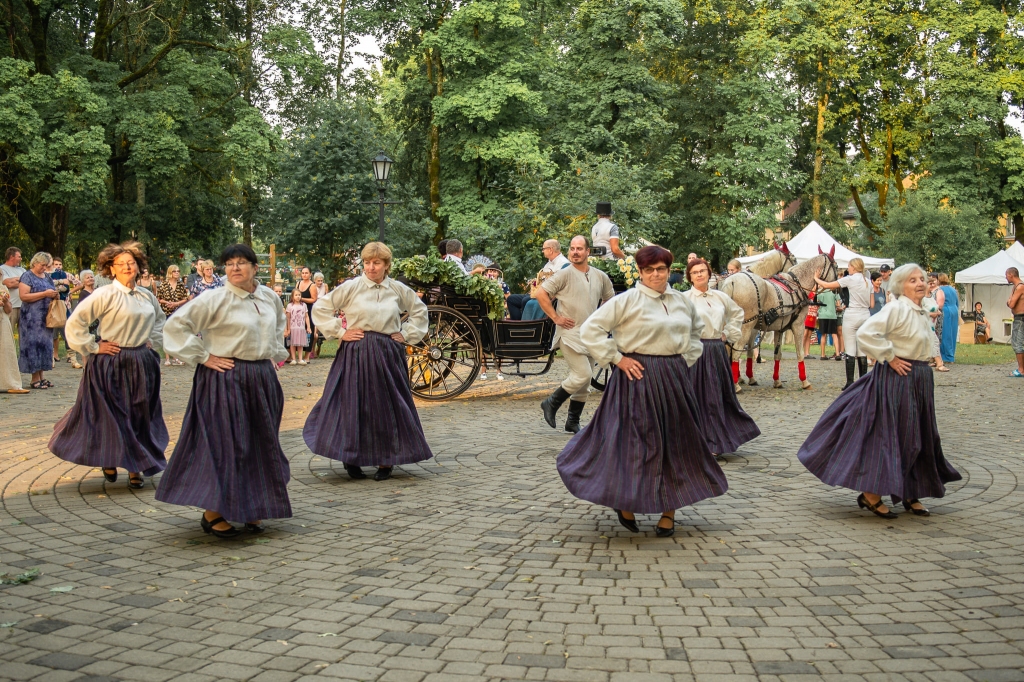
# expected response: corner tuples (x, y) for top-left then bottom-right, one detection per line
(773, 360), (780, 381)
(745, 357), (754, 378)
(798, 361), (807, 382)
(732, 361), (740, 384)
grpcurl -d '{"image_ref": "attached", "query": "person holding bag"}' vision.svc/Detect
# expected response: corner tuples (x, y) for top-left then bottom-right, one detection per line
(18, 252), (58, 389)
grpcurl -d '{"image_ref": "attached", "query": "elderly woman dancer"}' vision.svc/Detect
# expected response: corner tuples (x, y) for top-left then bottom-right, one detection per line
(304, 242), (431, 482)
(798, 264), (961, 518)
(556, 246), (728, 537)
(49, 242), (168, 490)
(157, 244), (290, 539)
(815, 257), (873, 389)
(682, 258), (760, 456)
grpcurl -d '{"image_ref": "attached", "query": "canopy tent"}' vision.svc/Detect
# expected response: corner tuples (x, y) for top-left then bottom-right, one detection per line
(738, 221), (895, 270)
(954, 245), (1024, 344)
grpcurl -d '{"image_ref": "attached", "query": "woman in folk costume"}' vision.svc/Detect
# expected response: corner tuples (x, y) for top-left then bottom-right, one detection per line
(798, 264), (961, 518)
(303, 242), (432, 482)
(682, 258), (761, 456)
(556, 245), (728, 537)
(49, 241), (167, 490)
(158, 244), (291, 538)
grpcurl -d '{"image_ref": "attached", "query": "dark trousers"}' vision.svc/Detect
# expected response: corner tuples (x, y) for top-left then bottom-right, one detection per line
(507, 294), (530, 320)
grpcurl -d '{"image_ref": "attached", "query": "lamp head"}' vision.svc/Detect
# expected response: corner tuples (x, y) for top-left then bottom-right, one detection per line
(372, 151), (393, 185)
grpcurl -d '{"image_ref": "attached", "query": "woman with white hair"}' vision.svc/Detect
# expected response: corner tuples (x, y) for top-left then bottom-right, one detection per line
(304, 242), (432, 482)
(815, 257), (873, 389)
(18, 252), (58, 388)
(798, 263), (961, 518)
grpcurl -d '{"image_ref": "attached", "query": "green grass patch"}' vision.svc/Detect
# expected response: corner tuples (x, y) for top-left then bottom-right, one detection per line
(774, 342), (1015, 365)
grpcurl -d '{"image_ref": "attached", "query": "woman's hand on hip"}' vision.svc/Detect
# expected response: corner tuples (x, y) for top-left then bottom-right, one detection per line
(203, 354), (235, 373)
(341, 328), (365, 342)
(97, 341), (120, 356)
(616, 356), (644, 380)
(888, 357), (911, 376)
(390, 332), (405, 343)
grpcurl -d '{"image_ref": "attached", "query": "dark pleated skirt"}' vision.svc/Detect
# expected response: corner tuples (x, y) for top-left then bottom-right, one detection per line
(556, 353), (729, 514)
(155, 359), (291, 520)
(687, 339), (761, 454)
(797, 359), (961, 499)
(303, 331), (433, 467)
(49, 346), (167, 476)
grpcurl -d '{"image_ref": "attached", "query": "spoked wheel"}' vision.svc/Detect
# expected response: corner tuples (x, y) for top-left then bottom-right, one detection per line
(406, 306), (482, 400)
(591, 364), (611, 392)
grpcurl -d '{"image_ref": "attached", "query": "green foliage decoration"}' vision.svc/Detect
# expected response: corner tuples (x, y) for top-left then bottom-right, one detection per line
(393, 252), (506, 320)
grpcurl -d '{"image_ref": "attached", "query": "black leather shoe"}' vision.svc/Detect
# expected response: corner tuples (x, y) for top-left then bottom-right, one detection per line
(902, 499), (930, 516)
(201, 515), (242, 539)
(374, 467), (393, 482)
(128, 473), (144, 489)
(344, 464), (366, 480)
(541, 387), (571, 428)
(843, 357), (856, 390)
(245, 522), (265, 533)
(102, 468), (118, 483)
(655, 513), (675, 537)
(614, 509), (639, 533)
(857, 493), (898, 519)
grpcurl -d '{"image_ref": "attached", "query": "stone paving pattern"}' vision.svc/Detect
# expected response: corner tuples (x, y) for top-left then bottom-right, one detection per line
(1, 356), (1023, 682)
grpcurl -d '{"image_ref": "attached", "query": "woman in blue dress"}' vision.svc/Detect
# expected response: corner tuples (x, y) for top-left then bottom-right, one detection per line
(18, 252), (58, 389)
(937, 273), (959, 363)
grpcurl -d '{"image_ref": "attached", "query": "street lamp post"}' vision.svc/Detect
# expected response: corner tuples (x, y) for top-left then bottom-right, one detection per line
(365, 151), (400, 242)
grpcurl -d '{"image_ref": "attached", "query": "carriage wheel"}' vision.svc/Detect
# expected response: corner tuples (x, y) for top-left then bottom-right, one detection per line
(406, 306), (481, 400)
(591, 364), (610, 392)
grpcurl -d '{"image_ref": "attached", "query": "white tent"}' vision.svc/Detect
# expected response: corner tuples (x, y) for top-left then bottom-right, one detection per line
(955, 245), (1024, 344)
(738, 221), (895, 270)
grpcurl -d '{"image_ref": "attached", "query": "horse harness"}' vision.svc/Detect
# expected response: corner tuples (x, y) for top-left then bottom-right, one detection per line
(736, 271), (807, 329)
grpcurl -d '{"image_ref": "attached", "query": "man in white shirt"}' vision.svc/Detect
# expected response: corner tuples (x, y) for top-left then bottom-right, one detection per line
(1, 247), (25, 336)
(591, 202), (625, 261)
(535, 235), (615, 433)
(508, 240), (569, 320)
(444, 240), (468, 274)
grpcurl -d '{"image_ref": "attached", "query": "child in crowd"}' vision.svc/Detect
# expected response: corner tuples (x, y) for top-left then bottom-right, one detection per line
(286, 288), (311, 365)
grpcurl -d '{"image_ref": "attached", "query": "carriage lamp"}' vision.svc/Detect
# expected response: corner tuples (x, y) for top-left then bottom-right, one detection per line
(363, 151), (399, 241)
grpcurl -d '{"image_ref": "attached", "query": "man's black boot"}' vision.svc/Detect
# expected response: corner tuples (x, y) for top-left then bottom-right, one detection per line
(843, 357), (856, 390)
(541, 387), (571, 428)
(857, 356), (868, 378)
(564, 400), (586, 434)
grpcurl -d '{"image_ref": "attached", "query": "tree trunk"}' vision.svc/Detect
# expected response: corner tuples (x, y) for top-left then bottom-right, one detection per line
(425, 48), (444, 241)
(24, 0), (52, 75)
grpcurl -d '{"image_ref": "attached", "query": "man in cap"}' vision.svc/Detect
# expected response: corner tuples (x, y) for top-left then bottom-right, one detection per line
(878, 264), (892, 294)
(591, 202), (625, 261)
(534, 236), (615, 433)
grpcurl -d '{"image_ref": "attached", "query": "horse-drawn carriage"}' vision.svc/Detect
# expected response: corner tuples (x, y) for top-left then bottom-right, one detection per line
(397, 278), (559, 400)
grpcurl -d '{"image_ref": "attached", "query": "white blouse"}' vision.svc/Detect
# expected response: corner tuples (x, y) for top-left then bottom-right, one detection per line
(580, 283), (705, 367)
(837, 273), (873, 310)
(683, 287), (744, 344)
(311, 275), (428, 345)
(65, 280), (165, 356)
(163, 283), (288, 366)
(856, 295), (934, 362)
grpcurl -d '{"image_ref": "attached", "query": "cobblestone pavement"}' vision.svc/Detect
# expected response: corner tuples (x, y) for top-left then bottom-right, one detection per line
(1, 355), (1023, 682)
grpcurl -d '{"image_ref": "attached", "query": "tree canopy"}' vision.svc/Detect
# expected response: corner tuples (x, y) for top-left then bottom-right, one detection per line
(3, 0), (1021, 278)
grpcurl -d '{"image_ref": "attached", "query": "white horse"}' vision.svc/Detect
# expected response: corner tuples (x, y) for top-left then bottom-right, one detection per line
(718, 247), (839, 390)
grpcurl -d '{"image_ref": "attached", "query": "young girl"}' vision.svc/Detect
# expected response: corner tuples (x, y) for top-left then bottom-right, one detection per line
(286, 289), (311, 365)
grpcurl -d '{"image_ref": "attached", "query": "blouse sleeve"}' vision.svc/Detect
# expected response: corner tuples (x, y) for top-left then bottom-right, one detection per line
(144, 289), (166, 351)
(856, 301), (899, 363)
(579, 295), (627, 367)
(681, 296), (705, 367)
(64, 289), (105, 355)
(311, 283), (351, 339)
(721, 292), (744, 346)
(398, 284), (429, 345)
(164, 294), (218, 365)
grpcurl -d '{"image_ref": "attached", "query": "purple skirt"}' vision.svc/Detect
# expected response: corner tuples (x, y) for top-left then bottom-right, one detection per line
(798, 359), (961, 499)
(303, 331), (433, 467)
(156, 359), (291, 520)
(49, 346), (167, 476)
(556, 353), (728, 514)
(687, 339), (761, 454)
